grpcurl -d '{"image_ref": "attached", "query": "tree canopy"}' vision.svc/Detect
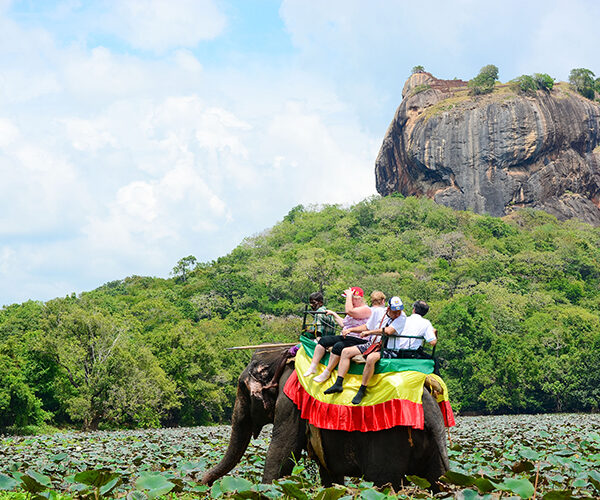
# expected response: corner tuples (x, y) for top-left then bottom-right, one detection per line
(469, 64), (499, 95)
(2, 196), (600, 431)
(569, 68), (596, 100)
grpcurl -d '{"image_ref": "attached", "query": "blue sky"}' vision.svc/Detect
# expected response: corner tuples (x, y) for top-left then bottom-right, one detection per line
(1, 0), (600, 306)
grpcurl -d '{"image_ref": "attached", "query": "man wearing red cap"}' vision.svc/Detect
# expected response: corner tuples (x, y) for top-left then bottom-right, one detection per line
(303, 286), (371, 382)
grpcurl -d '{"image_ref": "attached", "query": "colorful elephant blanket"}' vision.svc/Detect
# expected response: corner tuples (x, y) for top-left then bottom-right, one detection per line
(283, 336), (455, 432)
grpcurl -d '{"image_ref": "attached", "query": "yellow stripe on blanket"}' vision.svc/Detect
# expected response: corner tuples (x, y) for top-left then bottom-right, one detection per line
(295, 345), (426, 407)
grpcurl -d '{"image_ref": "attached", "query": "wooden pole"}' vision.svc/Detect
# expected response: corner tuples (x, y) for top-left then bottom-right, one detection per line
(226, 342), (299, 351)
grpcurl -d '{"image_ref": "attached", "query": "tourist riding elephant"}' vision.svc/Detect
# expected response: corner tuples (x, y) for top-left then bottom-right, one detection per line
(201, 346), (449, 490)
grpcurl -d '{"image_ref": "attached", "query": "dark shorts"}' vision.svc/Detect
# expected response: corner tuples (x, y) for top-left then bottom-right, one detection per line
(357, 343), (373, 354)
(318, 335), (367, 356)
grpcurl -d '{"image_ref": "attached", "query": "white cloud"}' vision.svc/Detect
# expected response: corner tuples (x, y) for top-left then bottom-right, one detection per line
(63, 46), (149, 97)
(278, 0), (596, 84)
(262, 100), (376, 205)
(173, 49), (203, 73)
(109, 0), (227, 52)
(0, 142), (89, 235)
(0, 245), (15, 276)
(2, 0), (598, 307)
(62, 117), (117, 151)
(0, 117), (19, 147)
(0, 69), (61, 104)
(519, 0), (600, 79)
(83, 164), (231, 256)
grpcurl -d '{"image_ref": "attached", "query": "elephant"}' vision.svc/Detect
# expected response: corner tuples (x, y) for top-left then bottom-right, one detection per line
(201, 346), (450, 490)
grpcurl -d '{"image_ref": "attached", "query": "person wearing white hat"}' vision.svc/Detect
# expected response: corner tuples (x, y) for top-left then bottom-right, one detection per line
(340, 297), (437, 404)
(323, 296), (406, 402)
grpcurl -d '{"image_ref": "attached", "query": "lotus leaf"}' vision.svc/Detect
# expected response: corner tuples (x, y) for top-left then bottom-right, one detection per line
(0, 473), (18, 491)
(495, 477), (535, 498)
(135, 472), (175, 499)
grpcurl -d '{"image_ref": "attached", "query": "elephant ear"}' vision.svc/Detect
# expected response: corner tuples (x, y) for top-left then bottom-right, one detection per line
(246, 346), (293, 434)
(424, 375), (443, 398)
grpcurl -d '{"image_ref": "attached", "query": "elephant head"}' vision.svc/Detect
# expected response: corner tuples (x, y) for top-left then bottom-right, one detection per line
(201, 346), (295, 484)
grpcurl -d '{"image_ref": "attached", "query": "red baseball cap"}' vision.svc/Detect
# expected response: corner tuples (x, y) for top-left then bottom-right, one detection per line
(342, 286), (364, 298)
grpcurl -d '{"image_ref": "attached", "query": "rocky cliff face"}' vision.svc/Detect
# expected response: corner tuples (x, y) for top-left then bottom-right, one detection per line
(375, 72), (600, 224)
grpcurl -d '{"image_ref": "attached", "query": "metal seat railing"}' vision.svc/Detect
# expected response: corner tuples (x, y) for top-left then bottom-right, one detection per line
(301, 304), (437, 357)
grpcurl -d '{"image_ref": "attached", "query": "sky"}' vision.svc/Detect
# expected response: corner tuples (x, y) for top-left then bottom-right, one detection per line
(1, 0), (600, 306)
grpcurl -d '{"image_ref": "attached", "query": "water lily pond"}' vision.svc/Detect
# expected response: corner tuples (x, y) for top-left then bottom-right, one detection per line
(0, 413), (599, 498)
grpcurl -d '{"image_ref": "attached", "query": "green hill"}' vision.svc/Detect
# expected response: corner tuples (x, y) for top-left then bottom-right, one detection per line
(2, 195), (600, 432)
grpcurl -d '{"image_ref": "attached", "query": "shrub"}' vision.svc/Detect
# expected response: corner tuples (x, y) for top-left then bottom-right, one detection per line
(410, 84), (431, 96)
(510, 75), (537, 94)
(510, 73), (554, 94)
(469, 64), (499, 95)
(569, 68), (596, 100)
(411, 65), (425, 74)
(533, 73), (554, 91)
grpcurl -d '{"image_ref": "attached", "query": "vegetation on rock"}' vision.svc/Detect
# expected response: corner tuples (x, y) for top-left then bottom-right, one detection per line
(510, 73), (554, 94)
(468, 64), (498, 95)
(569, 67), (600, 100)
(409, 84), (431, 96)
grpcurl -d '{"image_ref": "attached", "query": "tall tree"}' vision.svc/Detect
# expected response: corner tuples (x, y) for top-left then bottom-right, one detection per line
(469, 64), (499, 95)
(569, 68), (596, 99)
(46, 309), (179, 429)
(171, 255), (198, 283)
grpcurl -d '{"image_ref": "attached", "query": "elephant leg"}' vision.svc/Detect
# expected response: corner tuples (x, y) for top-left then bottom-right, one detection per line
(262, 369), (307, 482)
(318, 464), (344, 487)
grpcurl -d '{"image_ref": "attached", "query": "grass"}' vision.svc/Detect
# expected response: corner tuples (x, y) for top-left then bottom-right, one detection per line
(553, 81), (573, 99)
(408, 84), (431, 97)
(421, 90), (472, 121)
(420, 81), (577, 122)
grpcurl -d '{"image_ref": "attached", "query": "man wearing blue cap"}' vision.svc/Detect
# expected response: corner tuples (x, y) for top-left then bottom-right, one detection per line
(324, 296), (407, 403)
(348, 297), (438, 404)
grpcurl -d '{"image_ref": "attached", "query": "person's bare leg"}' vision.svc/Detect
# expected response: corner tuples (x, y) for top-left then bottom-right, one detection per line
(313, 353), (340, 383)
(352, 352), (380, 404)
(303, 344), (326, 377)
(323, 346), (361, 394)
(361, 352), (380, 386)
(337, 346), (362, 378)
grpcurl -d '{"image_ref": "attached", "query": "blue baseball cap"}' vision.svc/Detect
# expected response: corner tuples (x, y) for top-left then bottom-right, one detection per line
(388, 296), (404, 311)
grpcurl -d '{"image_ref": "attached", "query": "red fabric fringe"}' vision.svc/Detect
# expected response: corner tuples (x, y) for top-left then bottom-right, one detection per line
(438, 399), (456, 428)
(284, 371), (425, 431)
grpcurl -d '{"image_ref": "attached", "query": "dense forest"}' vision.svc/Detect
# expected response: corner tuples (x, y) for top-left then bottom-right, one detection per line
(2, 195), (600, 433)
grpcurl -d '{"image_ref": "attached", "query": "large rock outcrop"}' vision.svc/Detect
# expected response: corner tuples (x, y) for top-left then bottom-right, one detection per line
(375, 72), (600, 224)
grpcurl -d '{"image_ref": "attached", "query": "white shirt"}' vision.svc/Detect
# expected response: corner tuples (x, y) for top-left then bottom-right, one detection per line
(364, 306), (387, 344)
(379, 312), (407, 350)
(387, 313), (436, 350)
(365, 306), (387, 330)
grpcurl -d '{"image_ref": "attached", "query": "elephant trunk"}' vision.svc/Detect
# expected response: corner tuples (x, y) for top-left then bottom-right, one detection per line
(201, 347), (287, 485)
(201, 382), (254, 485)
